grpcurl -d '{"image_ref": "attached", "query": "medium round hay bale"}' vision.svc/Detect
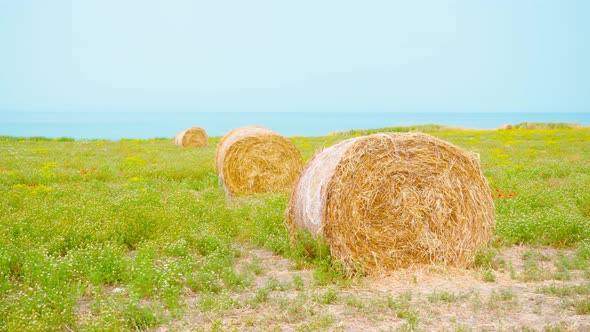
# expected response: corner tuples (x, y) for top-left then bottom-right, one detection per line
(288, 132), (495, 272)
(215, 126), (303, 195)
(174, 127), (208, 147)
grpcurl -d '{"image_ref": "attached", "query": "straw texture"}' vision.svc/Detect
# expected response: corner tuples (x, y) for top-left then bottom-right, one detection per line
(215, 126), (303, 196)
(174, 127), (208, 147)
(288, 132), (495, 273)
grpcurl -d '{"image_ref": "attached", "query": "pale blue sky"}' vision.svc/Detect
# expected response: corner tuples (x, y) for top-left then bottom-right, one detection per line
(1, 1), (589, 113)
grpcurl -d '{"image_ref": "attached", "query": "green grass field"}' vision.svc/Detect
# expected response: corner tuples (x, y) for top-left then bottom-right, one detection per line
(1, 126), (590, 331)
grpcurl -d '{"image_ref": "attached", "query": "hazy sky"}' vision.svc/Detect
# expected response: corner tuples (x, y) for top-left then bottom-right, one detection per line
(1, 1), (589, 113)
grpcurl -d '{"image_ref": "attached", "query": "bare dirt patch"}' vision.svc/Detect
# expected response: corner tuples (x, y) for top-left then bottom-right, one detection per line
(156, 245), (590, 331)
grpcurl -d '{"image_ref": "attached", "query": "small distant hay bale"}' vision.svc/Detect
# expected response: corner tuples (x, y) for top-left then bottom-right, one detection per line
(499, 124), (513, 130)
(174, 127), (208, 147)
(215, 126), (303, 196)
(288, 132), (495, 273)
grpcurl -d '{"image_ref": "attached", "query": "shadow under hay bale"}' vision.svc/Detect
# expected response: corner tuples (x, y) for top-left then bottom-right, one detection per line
(174, 127), (208, 147)
(287, 132), (495, 273)
(215, 126), (303, 196)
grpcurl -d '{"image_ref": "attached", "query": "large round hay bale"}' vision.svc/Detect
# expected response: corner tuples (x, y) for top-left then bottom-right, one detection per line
(215, 126), (303, 196)
(288, 132), (495, 272)
(174, 127), (208, 147)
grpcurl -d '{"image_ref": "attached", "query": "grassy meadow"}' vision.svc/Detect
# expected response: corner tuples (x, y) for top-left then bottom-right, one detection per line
(1, 125), (590, 331)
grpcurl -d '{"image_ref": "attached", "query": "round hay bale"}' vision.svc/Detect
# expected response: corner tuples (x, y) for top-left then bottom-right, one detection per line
(174, 127), (208, 147)
(499, 124), (513, 130)
(215, 126), (303, 196)
(288, 132), (495, 273)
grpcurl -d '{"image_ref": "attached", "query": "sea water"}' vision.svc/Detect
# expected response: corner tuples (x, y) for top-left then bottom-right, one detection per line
(1, 112), (588, 140)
